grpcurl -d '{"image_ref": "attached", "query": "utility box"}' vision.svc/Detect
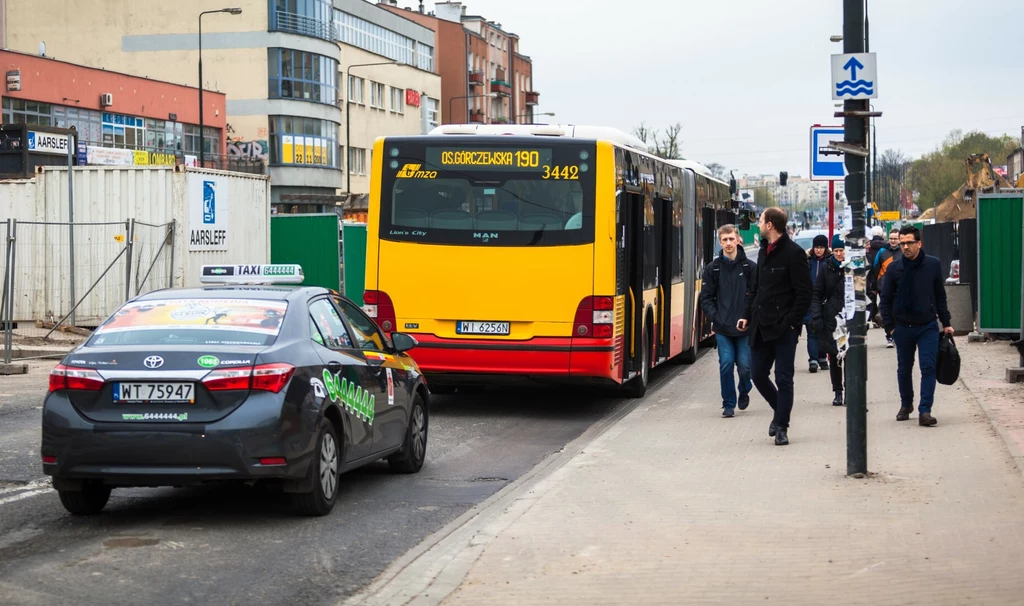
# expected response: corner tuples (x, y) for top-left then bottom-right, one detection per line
(341, 222), (367, 302)
(0, 124), (78, 177)
(270, 214), (341, 291)
(977, 192), (1024, 333)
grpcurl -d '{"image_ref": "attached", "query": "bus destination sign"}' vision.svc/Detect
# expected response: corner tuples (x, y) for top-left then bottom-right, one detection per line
(425, 147), (553, 171)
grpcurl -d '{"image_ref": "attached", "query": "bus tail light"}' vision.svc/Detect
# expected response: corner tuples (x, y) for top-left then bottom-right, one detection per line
(364, 290), (397, 332)
(574, 296), (615, 338)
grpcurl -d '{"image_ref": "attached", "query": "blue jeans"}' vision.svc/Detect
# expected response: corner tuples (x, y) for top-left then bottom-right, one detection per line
(716, 334), (752, 410)
(893, 321), (939, 413)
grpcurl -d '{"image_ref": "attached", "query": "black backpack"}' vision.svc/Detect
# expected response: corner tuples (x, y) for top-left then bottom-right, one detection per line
(936, 334), (961, 386)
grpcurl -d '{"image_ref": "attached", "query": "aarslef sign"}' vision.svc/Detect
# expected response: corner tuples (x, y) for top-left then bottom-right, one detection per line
(27, 131), (71, 155)
(188, 173), (229, 251)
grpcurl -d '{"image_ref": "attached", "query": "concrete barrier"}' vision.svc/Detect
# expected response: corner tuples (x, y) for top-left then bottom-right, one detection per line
(947, 282), (974, 335)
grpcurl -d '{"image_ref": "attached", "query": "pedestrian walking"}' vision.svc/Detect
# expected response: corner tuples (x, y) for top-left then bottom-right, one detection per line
(700, 224), (757, 418)
(804, 235), (831, 374)
(865, 226), (887, 326)
(811, 235), (847, 407)
(872, 228), (901, 347)
(749, 207), (813, 446)
(879, 225), (954, 427)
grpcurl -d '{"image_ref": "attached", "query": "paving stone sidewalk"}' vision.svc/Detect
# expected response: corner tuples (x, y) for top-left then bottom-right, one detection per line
(353, 330), (1024, 606)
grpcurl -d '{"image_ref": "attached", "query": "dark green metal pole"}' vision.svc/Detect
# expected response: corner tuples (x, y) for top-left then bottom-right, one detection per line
(844, 0), (868, 476)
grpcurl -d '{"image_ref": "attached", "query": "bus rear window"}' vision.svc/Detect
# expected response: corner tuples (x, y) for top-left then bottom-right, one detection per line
(379, 142), (596, 246)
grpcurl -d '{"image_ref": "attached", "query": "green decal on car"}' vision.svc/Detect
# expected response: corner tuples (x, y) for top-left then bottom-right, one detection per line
(122, 413), (189, 421)
(197, 355), (220, 368)
(322, 369), (375, 424)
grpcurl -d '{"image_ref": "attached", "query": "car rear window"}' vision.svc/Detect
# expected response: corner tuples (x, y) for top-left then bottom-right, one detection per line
(89, 299), (288, 347)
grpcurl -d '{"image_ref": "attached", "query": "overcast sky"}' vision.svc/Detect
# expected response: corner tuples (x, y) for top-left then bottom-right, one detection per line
(427, 0), (1024, 177)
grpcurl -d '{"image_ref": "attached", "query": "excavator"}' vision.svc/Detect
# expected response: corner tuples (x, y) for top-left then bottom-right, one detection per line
(924, 153), (1016, 222)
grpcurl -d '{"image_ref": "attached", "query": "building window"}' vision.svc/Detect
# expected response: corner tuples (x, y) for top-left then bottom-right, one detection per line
(268, 48), (338, 105)
(370, 82), (385, 110)
(426, 97), (439, 129)
(389, 87), (404, 114)
(270, 0), (334, 42)
(184, 124), (220, 156)
(348, 75), (364, 104)
(348, 147), (366, 175)
(334, 9), (433, 72)
(101, 112), (145, 149)
(52, 105), (103, 144)
(268, 115), (340, 168)
(2, 98), (53, 126)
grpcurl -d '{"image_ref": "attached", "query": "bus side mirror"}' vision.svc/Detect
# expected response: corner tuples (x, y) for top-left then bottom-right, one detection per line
(729, 178), (737, 195)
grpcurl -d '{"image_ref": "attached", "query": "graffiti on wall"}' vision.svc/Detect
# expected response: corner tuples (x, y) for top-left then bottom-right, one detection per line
(225, 123), (269, 163)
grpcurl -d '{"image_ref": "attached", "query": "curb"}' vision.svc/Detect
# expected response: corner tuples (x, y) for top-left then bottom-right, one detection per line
(340, 360), (691, 606)
(958, 369), (1024, 482)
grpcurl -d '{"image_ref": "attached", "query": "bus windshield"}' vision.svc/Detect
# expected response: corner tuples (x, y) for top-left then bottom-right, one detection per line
(378, 140), (596, 247)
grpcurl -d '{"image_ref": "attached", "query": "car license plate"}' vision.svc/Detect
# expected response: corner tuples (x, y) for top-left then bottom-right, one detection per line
(456, 321), (510, 335)
(114, 382), (195, 403)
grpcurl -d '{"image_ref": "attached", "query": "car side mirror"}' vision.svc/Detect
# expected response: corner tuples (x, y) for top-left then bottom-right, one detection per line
(391, 332), (418, 353)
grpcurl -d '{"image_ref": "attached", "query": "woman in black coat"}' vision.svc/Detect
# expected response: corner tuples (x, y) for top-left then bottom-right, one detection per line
(811, 235), (847, 406)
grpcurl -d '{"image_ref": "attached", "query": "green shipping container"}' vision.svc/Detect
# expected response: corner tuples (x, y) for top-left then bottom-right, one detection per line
(977, 193), (1024, 333)
(342, 222), (368, 303)
(270, 214), (341, 291)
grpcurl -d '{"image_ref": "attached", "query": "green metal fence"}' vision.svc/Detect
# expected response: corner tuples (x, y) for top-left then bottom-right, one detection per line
(270, 214), (341, 291)
(977, 193), (1024, 333)
(341, 222), (367, 303)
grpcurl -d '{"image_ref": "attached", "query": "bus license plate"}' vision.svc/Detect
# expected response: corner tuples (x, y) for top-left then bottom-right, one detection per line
(114, 382), (195, 403)
(456, 321), (510, 335)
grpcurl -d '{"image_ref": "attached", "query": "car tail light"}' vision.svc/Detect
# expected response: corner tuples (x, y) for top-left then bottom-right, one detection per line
(202, 363), (295, 393)
(364, 290), (397, 332)
(252, 363), (295, 393)
(48, 364), (104, 392)
(574, 296), (615, 338)
(258, 457), (287, 466)
(41, 455), (57, 465)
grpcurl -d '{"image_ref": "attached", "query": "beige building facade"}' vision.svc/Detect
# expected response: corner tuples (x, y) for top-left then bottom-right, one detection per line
(2, 0), (440, 207)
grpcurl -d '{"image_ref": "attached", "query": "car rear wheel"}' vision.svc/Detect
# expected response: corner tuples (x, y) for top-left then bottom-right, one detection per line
(388, 394), (428, 473)
(292, 422), (340, 517)
(57, 482), (111, 515)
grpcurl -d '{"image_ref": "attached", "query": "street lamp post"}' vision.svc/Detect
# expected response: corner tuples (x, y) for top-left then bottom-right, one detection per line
(516, 111), (554, 124)
(198, 8), (242, 169)
(346, 61), (401, 194)
(449, 93), (497, 125)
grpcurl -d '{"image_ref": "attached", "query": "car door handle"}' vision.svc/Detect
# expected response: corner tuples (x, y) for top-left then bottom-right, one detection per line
(327, 361), (342, 371)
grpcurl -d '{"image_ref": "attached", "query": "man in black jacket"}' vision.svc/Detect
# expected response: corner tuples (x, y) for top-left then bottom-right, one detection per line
(749, 207), (813, 445)
(812, 234), (847, 406)
(700, 224), (757, 418)
(880, 225), (954, 427)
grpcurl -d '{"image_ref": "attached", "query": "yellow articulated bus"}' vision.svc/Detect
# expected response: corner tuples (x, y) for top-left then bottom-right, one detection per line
(363, 124), (731, 397)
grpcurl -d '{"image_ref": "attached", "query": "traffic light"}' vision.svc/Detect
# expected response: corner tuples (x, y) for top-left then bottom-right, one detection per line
(779, 171), (788, 187)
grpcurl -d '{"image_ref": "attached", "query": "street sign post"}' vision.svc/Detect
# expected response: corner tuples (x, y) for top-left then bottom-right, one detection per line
(831, 52), (877, 101)
(811, 125), (845, 241)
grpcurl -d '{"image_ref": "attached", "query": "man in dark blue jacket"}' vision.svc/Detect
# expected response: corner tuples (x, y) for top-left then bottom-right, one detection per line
(880, 225), (954, 427)
(701, 224), (757, 418)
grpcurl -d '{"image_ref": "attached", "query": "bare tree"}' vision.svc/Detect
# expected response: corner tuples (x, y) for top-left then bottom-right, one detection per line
(705, 162), (729, 181)
(632, 122), (654, 145)
(653, 122), (683, 160)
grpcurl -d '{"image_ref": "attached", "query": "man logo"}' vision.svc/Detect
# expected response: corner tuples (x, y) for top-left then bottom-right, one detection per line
(396, 163), (438, 179)
(473, 232), (499, 242)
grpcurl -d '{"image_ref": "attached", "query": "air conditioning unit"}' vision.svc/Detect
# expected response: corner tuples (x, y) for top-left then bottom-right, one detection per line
(99, 93), (113, 106)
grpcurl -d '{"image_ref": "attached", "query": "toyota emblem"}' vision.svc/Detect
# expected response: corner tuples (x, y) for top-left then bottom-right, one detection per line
(143, 355), (165, 369)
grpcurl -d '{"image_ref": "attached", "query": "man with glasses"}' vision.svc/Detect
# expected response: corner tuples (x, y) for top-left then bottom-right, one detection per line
(879, 225), (954, 427)
(871, 229), (901, 347)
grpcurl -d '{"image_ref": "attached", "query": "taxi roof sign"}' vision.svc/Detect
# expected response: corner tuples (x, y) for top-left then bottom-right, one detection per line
(200, 264), (304, 284)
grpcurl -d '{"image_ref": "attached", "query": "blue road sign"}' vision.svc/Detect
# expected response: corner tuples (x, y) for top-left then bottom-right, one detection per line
(810, 126), (845, 181)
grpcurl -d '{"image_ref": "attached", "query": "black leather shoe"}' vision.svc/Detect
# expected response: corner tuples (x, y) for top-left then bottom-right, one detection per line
(738, 394), (750, 410)
(809, 360), (818, 373)
(768, 423), (778, 437)
(896, 407), (913, 421)
(832, 391), (844, 406)
(775, 429), (789, 445)
(919, 413), (937, 427)
(819, 358), (829, 370)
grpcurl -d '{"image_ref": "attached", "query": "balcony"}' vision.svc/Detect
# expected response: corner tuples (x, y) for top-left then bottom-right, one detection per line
(490, 80), (512, 97)
(469, 71), (485, 86)
(525, 91), (540, 106)
(469, 109), (486, 124)
(270, 10), (336, 42)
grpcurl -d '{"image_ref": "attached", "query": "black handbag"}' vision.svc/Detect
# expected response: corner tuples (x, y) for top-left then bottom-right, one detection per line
(936, 333), (960, 386)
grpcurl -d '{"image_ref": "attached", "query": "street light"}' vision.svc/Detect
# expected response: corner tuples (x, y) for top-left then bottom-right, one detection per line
(449, 92), (498, 125)
(346, 60), (402, 194)
(516, 111), (554, 123)
(198, 7), (242, 169)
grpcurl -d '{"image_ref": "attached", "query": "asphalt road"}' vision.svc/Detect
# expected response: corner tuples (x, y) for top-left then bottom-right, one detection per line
(0, 360), (693, 605)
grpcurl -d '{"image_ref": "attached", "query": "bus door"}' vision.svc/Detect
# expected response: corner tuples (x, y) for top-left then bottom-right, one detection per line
(623, 189), (646, 381)
(657, 196), (674, 363)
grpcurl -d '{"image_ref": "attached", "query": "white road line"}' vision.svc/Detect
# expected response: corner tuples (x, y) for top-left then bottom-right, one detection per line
(0, 478), (50, 497)
(0, 487), (53, 506)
